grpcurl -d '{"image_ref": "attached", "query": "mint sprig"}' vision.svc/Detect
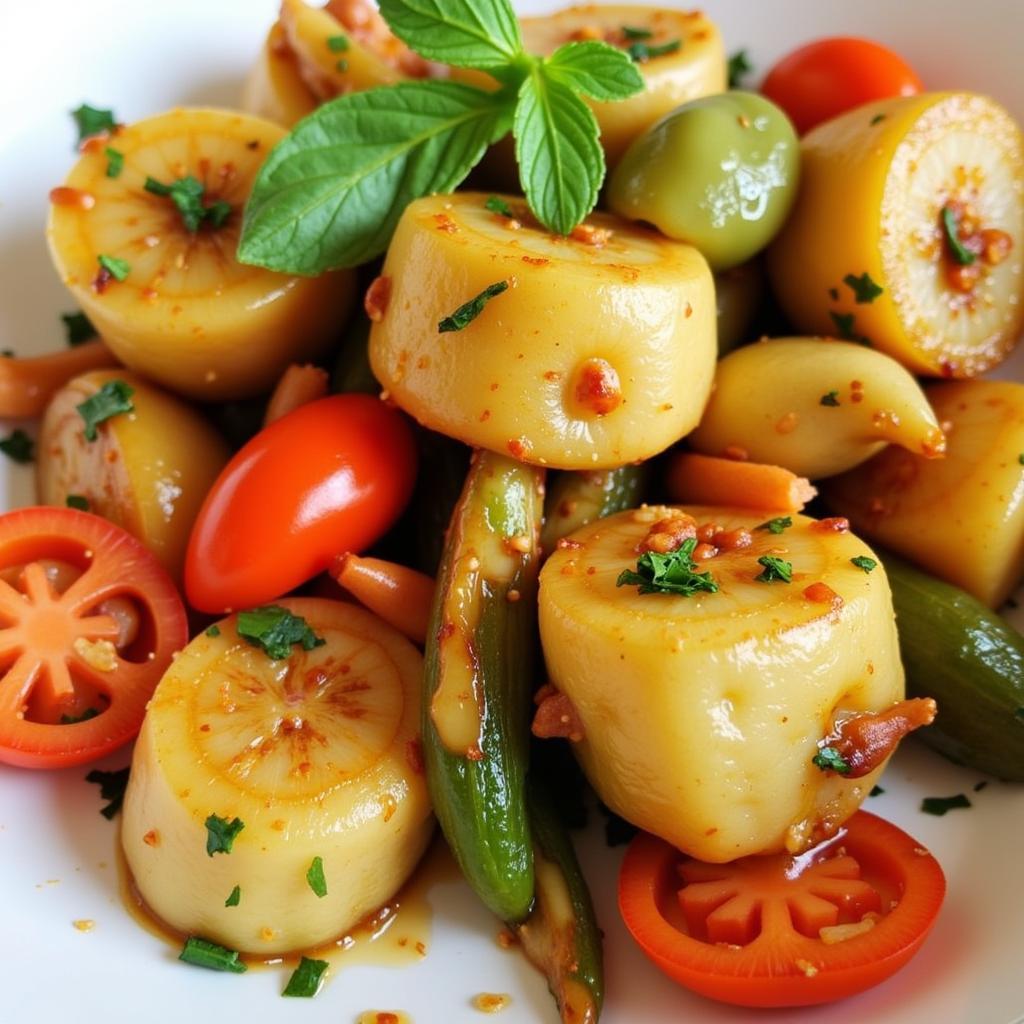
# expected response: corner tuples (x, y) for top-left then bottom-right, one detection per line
(238, 0), (643, 274)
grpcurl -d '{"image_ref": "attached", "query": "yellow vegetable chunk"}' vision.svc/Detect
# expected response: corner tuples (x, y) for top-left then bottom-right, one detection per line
(768, 93), (1024, 378)
(539, 507), (903, 861)
(47, 108), (355, 400)
(240, 23), (318, 127)
(688, 338), (947, 479)
(122, 599), (433, 955)
(36, 370), (230, 583)
(825, 380), (1024, 608)
(369, 193), (716, 469)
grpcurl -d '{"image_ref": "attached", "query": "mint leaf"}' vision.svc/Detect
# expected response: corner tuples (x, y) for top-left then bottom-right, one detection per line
(205, 814), (244, 856)
(755, 555), (793, 583)
(514, 71), (603, 236)
(239, 81), (512, 273)
(77, 379), (134, 441)
(72, 103), (116, 146)
(543, 41), (644, 102)
(616, 538), (718, 597)
(438, 280), (508, 332)
(237, 605), (325, 660)
(378, 0), (523, 69)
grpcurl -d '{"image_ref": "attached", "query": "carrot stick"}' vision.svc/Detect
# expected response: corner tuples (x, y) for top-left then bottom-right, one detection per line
(263, 363), (329, 426)
(0, 340), (119, 419)
(666, 452), (817, 513)
(331, 553), (435, 645)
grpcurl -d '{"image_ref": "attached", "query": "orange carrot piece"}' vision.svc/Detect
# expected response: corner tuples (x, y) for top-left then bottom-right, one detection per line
(0, 340), (119, 419)
(331, 553), (435, 644)
(263, 363), (329, 426)
(666, 452), (817, 513)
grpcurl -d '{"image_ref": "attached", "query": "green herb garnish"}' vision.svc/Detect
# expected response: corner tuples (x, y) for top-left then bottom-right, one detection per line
(921, 793), (971, 816)
(870, 113), (886, 126)
(485, 195), (512, 217)
(66, 494), (90, 511)
(61, 707), (99, 724)
(306, 856), (328, 898)
(843, 272), (883, 304)
(942, 205), (976, 266)
(438, 280), (508, 333)
(756, 516), (792, 535)
(335, 59), (349, 72)
(104, 147), (124, 178)
(1017, 453), (1024, 465)
(755, 555), (793, 583)
(224, 885), (241, 908)
(205, 814), (245, 856)
(179, 937), (247, 973)
(238, 0), (644, 271)
(237, 605), (325, 660)
(72, 103), (116, 145)
(85, 766), (130, 819)
(0, 429), (34, 464)
(727, 49), (752, 89)
(869, 785), (885, 797)
(77, 379), (134, 441)
(97, 254), (130, 282)
(616, 538), (719, 597)
(850, 555), (878, 573)
(145, 175), (231, 233)
(820, 391), (840, 407)
(205, 624), (221, 638)
(829, 311), (857, 340)
(326, 33), (349, 52)
(621, 25), (652, 40)
(812, 747), (851, 774)
(61, 311), (95, 347)
(282, 956), (328, 997)
(205, 199), (232, 229)
(627, 38), (681, 62)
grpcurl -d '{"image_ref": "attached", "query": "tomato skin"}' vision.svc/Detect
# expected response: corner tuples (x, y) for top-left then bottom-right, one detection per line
(185, 394), (417, 613)
(618, 811), (945, 1008)
(761, 38), (923, 134)
(0, 506), (188, 769)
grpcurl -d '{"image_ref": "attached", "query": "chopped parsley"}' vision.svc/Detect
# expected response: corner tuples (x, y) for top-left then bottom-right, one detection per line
(843, 272), (884, 304)
(76, 379), (135, 441)
(72, 103), (116, 145)
(628, 38), (682, 62)
(870, 113), (886, 126)
(820, 391), (841, 407)
(0, 429), (34, 464)
(85, 766), (130, 819)
(306, 856), (328, 898)
(104, 146), (124, 178)
(621, 25), (652, 40)
(829, 311), (857, 340)
(812, 747), (851, 774)
(869, 785), (885, 797)
(66, 494), (90, 511)
(205, 814), (245, 856)
(850, 555), (878, 573)
(224, 885), (241, 908)
(97, 254), (130, 282)
(282, 956), (328, 998)
(179, 936), (247, 973)
(61, 707), (99, 724)
(756, 516), (792, 535)
(145, 175), (231, 232)
(942, 205), (976, 266)
(616, 538), (719, 597)
(755, 555), (793, 583)
(485, 195), (512, 217)
(61, 311), (96, 347)
(205, 624), (221, 638)
(237, 605), (326, 660)
(335, 59), (349, 72)
(921, 793), (971, 816)
(326, 33), (350, 52)
(727, 49), (753, 89)
(438, 280), (509, 333)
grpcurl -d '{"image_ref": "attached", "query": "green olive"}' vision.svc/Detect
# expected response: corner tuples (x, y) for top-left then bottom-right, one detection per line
(608, 91), (799, 271)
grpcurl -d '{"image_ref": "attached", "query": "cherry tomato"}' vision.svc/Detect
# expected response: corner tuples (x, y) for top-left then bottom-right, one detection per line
(618, 811), (945, 1008)
(185, 393), (417, 613)
(0, 506), (188, 769)
(762, 37), (923, 134)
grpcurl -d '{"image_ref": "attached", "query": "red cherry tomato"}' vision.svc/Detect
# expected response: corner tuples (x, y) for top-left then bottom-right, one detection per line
(0, 506), (188, 769)
(762, 37), (923, 134)
(185, 393), (416, 613)
(618, 811), (945, 1008)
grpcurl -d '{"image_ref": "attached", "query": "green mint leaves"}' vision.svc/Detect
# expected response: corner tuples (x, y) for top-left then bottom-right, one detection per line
(238, 0), (642, 273)
(77, 379), (134, 441)
(237, 605), (325, 661)
(205, 814), (245, 856)
(616, 538), (719, 597)
(438, 280), (508, 332)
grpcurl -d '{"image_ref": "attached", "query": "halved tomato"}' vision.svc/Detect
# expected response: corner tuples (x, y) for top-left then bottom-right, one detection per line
(0, 506), (187, 769)
(618, 811), (945, 1008)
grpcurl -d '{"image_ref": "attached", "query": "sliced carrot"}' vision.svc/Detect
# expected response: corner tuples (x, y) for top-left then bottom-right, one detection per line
(0, 341), (119, 419)
(331, 553), (435, 645)
(666, 452), (817, 513)
(263, 363), (330, 426)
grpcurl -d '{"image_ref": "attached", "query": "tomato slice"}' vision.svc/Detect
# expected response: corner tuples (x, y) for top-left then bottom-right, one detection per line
(0, 506), (187, 769)
(618, 811), (945, 1008)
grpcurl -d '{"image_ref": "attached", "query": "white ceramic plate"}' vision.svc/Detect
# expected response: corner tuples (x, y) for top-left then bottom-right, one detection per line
(0, 2), (1021, 1022)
